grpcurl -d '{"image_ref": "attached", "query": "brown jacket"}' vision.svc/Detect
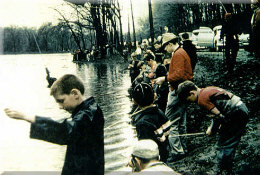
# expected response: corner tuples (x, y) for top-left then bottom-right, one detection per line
(167, 47), (193, 90)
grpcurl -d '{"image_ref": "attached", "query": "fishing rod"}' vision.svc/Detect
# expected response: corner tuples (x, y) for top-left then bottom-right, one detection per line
(32, 32), (41, 54)
(32, 32), (56, 88)
(170, 132), (206, 137)
(217, 0), (228, 14)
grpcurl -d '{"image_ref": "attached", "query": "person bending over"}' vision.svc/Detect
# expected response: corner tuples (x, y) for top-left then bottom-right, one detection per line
(177, 80), (249, 174)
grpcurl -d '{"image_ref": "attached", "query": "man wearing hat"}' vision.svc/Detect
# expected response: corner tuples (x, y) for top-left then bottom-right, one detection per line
(129, 139), (181, 174)
(155, 33), (193, 162)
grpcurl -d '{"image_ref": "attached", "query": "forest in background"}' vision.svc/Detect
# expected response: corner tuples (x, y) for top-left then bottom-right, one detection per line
(1, 0), (253, 55)
(138, 1), (252, 39)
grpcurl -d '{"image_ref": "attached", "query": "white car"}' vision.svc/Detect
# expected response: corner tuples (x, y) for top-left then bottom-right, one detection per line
(239, 33), (250, 48)
(197, 27), (214, 49)
(191, 29), (199, 46)
(192, 27), (214, 49)
(213, 25), (224, 52)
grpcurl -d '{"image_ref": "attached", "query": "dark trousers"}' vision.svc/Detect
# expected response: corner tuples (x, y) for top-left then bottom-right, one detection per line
(216, 103), (249, 174)
(225, 35), (239, 72)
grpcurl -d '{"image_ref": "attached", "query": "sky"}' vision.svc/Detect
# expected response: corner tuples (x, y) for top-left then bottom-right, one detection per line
(0, 0), (148, 32)
(0, 0), (64, 28)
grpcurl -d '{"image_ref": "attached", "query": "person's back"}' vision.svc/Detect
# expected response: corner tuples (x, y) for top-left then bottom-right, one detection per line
(131, 83), (169, 162)
(140, 161), (181, 175)
(222, 15), (239, 36)
(131, 105), (169, 162)
(129, 53), (140, 83)
(153, 64), (169, 112)
(221, 13), (240, 72)
(251, 1), (260, 58)
(182, 40), (197, 71)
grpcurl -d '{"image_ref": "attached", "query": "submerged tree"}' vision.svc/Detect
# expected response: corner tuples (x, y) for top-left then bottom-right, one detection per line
(57, 0), (124, 58)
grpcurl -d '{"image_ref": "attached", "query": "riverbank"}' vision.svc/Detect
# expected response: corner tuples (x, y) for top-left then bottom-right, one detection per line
(72, 53), (128, 64)
(1, 51), (72, 55)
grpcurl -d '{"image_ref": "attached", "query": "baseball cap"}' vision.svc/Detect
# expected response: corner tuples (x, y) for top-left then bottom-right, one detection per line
(132, 82), (154, 107)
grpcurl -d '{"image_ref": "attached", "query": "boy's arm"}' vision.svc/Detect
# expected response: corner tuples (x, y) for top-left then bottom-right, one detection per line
(4, 108), (87, 145)
(4, 108), (36, 123)
(210, 107), (225, 121)
(30, 116), (74, 145)
(206, 119), (221, 135)
(206, 107), (226, 135)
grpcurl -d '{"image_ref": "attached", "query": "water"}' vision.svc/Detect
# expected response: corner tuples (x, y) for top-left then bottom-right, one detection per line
(0, 53), (136, 173)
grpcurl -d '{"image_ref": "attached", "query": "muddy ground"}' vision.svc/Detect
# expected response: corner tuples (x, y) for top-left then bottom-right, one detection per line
(102, 49), (260, 174)
(167, 49), (260, 175)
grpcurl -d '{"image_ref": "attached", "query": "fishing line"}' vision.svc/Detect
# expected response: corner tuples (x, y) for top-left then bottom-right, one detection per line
(32, 31), (56, 87)
(217, 0), (228, 13)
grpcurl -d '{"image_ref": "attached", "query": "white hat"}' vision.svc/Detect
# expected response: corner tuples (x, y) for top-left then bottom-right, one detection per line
(162, 33), (177, 47)
(132, 139), (159, 159)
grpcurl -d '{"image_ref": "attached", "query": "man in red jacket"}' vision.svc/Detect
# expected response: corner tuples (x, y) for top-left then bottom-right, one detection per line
(155, 33), (193, 162)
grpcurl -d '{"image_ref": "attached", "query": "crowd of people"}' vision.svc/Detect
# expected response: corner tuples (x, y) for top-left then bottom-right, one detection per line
(127, 30), (249, 175)
(73, 47), (100, 62)
(2, 11), (253, 175)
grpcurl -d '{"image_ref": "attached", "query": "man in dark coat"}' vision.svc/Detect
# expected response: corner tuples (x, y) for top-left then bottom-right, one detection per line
(251, 0), (260, 59)
(181, 32), (198, 71)
(221, 13), (240, 73)
(4, 74), (104, 175)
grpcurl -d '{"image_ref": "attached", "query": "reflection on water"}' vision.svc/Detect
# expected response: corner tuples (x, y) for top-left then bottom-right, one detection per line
(0, 53), (136, 172)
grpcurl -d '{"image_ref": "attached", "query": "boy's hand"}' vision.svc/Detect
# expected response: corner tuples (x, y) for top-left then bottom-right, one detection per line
(4, 108), (35, 123)
(154, 76), (165, 85)
(206, 126), (212, 135)
(4, 108), (26, 120)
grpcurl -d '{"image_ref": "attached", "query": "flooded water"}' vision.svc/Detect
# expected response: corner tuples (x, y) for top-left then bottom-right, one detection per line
(0, 53), (136, 173)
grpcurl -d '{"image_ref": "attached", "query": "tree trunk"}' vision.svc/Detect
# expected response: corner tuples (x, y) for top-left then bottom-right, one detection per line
(90, 3), (107, 58)
(117, 0), (124, 51)
(130, 0), (136, 48)
(148, 0), (155, 51)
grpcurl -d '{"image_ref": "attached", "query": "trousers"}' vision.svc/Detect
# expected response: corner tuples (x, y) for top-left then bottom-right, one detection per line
(216, 103), (249, 173)
(165, 90), (187, 160)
